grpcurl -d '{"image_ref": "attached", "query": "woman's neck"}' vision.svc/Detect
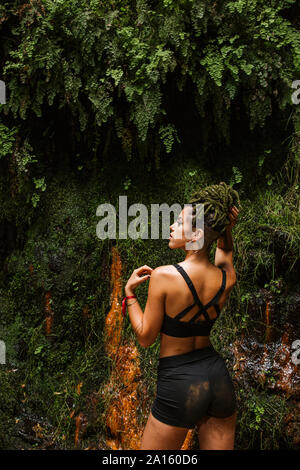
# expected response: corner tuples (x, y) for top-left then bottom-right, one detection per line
(183, 249), (211, 267)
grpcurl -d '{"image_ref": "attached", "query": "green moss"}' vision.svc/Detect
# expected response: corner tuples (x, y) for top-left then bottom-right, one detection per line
(0, 368), (21, 449)
(235, 387), (290, 450)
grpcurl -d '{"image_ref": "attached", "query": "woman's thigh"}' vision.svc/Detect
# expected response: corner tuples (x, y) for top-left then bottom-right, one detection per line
(139, 411), (190, 450)
(196, 410), (237, 450)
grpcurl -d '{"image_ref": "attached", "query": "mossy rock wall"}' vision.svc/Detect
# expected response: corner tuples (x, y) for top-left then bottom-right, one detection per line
(0, 148), (299, 449)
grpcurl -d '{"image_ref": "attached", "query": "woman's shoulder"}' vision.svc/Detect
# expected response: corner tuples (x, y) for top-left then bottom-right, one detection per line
(149, 265), (178, 295)
(151, 264), (177, 278)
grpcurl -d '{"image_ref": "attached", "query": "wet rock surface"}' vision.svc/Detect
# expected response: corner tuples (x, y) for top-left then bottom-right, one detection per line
(231, 331), (300, 398)
(14, 410), (56, 449)
(230, 286), (300, 448)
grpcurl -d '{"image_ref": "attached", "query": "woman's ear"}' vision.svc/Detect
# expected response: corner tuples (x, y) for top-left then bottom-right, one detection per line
(191, 228), (204, 242)
(190, 228), (205, 252)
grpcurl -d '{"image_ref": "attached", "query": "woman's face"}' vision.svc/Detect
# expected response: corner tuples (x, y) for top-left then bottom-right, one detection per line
(169, 208), (202, 251)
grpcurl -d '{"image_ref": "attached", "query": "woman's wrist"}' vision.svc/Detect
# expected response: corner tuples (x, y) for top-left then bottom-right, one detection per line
(126, 299), (138, 307)
(125, 286), (135, 297)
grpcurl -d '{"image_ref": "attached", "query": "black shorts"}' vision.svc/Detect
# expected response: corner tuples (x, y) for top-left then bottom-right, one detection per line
(151, 345), (237, 429)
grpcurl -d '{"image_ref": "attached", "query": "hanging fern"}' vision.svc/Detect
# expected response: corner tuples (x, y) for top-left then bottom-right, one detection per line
(158, 123), (181, 154)
(0, 0), (299, 169)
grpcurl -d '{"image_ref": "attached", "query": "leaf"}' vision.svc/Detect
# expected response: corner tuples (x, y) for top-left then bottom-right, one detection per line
(34, 345), (44, 355)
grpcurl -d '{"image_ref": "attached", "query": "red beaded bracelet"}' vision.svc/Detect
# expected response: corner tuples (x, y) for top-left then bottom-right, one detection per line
(122, 295), (136, 317)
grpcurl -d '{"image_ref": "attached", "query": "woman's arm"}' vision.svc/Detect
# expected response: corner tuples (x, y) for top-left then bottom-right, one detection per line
(124, 291), (145, 341)
(216, 225), (234, 251)
(214, 206), (239, 279)
(125, 266), (165, 348)
(125, 265), (152, 341)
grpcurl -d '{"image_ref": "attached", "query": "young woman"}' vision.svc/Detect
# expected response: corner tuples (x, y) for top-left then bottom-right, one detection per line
(124, 182), (240, 450)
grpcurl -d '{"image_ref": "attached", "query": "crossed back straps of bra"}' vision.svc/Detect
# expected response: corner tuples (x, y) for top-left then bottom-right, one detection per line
(169, 263), (227, 323)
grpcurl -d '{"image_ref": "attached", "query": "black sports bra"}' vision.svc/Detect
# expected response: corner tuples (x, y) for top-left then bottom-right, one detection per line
(160, 263), (227, 337)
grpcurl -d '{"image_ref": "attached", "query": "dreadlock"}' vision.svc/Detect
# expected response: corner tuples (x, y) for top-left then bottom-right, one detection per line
(187, 181), (241, 251)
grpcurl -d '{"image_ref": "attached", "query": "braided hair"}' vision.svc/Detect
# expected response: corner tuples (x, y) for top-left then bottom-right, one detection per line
(187, 181), (241, 251)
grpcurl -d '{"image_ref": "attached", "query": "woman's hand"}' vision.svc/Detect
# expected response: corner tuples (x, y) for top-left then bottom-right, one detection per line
(125, 265), (153, 296)
(228, 205), (239, 230)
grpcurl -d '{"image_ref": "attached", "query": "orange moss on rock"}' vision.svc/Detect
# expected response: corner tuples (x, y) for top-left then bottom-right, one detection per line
(104, 247), (124, 360)
(265, 300), (272, 343)
(74, 412), (88, 448)
(44, 290), (54, 335)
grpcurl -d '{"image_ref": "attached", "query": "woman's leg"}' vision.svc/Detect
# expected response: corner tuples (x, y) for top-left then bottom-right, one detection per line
(196, 410), (237, 450)
(139, 411), (190, 450)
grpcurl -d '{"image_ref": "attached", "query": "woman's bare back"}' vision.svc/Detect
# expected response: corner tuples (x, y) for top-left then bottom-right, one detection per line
(159, 262), (236, 358)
